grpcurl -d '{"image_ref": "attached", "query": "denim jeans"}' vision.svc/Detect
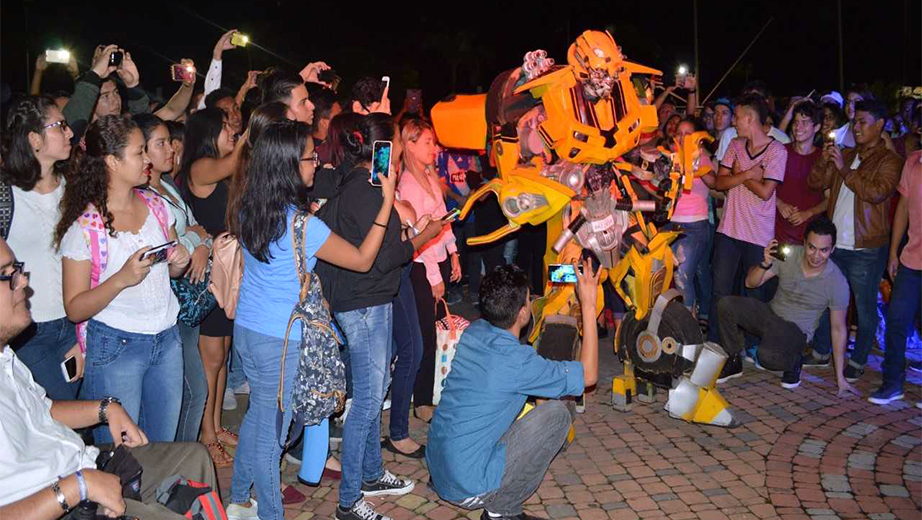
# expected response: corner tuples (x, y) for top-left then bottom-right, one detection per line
(390, 265), (423, 441)
(230, 324), (300, 520)
(176, 323), (206, 442)
(11, 317), (80, 400)
(80, 320), (183, 443)
(812, 247), (888, 365)
(334, 303), (393, 509)
(227, 340), (246, 391)
(694, 221), (716, 318)
(707, 233), (767, 343)
(881, 265), (921, 387)
(668, 220), (712, 312)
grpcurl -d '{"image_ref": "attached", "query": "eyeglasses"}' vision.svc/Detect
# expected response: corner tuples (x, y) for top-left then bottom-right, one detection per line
(0, 262), (27, 291)
(42, 120), (70, 133)
(301, 152), (320, 166)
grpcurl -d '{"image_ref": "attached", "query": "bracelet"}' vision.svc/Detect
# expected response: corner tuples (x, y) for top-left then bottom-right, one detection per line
(75, 470), (88, 502)
(52, 479), (70, 513)
(98, 396), (121, 424)
(760, 261), (773, 270)
(373, 221), (387, 229)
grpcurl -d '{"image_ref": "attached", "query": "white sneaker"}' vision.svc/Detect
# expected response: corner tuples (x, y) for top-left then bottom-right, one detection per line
(234, 381), (251, 395)
(226, 499), (258, 520)
(284, 453), (302, 466)
(382, 399), (391, 411)
(336, 498), (392, 520)
(223, 387), (238, 411)
(340, 398), (353, 423)
(360, 470), (415, 497)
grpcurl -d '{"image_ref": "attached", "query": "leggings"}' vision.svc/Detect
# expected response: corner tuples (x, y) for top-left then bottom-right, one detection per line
(411, 260), (450, 407)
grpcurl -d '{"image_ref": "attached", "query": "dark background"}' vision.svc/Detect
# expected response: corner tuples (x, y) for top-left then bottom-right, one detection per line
(2, 0), (920, 110)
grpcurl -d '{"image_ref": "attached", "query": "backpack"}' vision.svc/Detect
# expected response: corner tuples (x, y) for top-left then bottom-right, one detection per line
(0, 178), (12, 241)
(75, 189), (170, 352)
(208, 232), (243, 320)
(276, 211), (346, 444)
(155, 474), (228, 520)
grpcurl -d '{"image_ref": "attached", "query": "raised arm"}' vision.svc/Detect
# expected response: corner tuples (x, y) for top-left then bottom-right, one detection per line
(155, 60), (197, 121)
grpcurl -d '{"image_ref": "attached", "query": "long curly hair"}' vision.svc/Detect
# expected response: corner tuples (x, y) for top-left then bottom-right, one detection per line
(54, 115), (138, 248)
(0, 95), (64, 190)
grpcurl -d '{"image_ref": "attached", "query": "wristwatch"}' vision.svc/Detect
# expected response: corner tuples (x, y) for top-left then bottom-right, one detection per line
(98, 396), (121, 424)
(760, 261), (773, 270)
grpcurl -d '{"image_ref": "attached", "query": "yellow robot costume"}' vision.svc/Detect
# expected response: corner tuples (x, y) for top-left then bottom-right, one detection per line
(431, 30), (738, 428)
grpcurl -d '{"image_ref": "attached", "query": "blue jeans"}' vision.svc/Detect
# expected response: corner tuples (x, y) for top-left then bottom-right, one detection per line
(813, 247), (888, 365)
(335, 303), (393, 509)
(11, 317), (79, 400)
(176, 323), (206, 442)
(230, 324), (300, 520)
(708, 233), (766, 343)
(695, 221), (716, 318)
(668, 220), (712, 312)
(881, 264), (921, 386)
(390, 265), (423, 441)
(227, 340), (246, 391)
(80, 320), (183, 443)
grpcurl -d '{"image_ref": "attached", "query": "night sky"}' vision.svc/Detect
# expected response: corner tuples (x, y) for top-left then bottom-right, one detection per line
(2, 1), (920, 109)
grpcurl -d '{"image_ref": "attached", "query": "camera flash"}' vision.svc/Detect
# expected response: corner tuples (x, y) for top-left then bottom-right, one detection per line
(827, 131), (836, 139)
(677, 65), (688, 75)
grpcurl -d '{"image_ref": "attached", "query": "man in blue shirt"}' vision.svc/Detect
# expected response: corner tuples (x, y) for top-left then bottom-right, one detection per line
(427, 262), (600, 520)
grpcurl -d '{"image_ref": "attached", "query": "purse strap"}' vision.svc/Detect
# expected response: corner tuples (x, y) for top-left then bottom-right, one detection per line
(436, 297), (460, 336)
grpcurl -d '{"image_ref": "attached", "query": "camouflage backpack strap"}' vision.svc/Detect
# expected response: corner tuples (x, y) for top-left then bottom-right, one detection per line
(0, 177), (13, 241)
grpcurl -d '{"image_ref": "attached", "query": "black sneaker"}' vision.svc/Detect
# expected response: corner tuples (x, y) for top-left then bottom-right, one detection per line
(801, 351), (830, 368)
(781, 361), (802, 389)
(909, 360), (922, 373)
(868, 384), (905, 405)
(361, 470), (414, 497)
(716, 353), (743, 384)
(336, 499), (390, 520)
(480, 512), (544, 520)
(844, 364), (864, 383)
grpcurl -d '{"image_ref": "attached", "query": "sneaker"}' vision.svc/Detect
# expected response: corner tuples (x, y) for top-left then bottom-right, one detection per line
(226, 499), (258, 520)
(916, 402), (922, 410)
(801, 351), (830, 368)
(284, 452), (302, 466)
(868, 384), (905, 405)
(235, 381), (251, 395)
(336, 498), (391, 520)
(909, 360), (922, 373)
(575, 394), (585, 414)
(382, 398), (391, 411)
(480, 512), (545, 520)
(223, 387), (238, 411)
(781, 361), (802, 389)
(844, 364), (864, 383)
(716, 354), (743, 384)
(742, 350), (756, 365)
(361, 470), (415, 497)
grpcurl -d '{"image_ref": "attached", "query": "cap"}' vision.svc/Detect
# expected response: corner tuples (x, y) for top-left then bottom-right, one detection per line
(820, 91), (844, 108)
(712, 97), (733, 111)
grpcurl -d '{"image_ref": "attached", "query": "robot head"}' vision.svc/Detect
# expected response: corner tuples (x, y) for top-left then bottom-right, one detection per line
(567, 30), (624, 100)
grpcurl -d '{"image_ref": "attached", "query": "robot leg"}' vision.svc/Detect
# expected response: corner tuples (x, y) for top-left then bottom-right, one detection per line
(665, 342), (739, 427)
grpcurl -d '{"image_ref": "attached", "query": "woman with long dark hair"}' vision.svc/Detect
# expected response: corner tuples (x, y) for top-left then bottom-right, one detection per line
(174, 106), (244, 464)
(1, 96), (79, 400)
(225, 119), (406, 520)
(57, 115), (190, 442)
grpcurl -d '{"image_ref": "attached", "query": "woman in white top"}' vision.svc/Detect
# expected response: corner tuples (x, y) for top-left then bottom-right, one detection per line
(1, 96), (80, 400)
(56, 115), (190, 443)
(396, 117), (460, 422)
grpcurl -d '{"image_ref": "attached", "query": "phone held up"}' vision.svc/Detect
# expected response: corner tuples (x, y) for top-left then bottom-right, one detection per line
(369, 140), (393, 187)
(142, 241), (176, 264)
(46, 49), (70, 64)
(771, 243), (792, 262)
(230, 32), (249, 47)
(170, 63), (195, 83)
(109, 51), (124, 67)
(548, 263), (584, 284)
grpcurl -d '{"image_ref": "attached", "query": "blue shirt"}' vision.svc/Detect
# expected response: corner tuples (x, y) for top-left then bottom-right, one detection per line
(235, 207), (331, 340)
(426, 319), (584, 501)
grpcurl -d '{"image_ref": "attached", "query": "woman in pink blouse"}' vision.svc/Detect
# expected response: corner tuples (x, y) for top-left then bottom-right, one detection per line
(397, 117), (461, 422)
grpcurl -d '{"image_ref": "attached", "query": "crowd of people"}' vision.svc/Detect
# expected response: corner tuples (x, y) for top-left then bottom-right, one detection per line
(0, 26), (920, 520)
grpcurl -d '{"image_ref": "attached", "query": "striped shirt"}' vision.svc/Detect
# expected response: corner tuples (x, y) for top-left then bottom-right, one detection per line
(717, 137), (787, 247)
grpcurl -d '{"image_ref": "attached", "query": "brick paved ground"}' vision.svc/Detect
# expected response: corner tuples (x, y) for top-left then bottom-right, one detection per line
(218, 324), (922, 520)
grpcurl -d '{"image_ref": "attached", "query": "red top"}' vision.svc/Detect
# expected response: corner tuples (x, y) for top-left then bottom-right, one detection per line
(774, 143), (824, 245)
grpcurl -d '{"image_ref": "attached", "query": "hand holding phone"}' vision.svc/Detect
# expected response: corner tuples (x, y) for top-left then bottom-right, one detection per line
(548, 263), (583, 284)
(230, 32), (249, 47)
(369, 140), (393, 186)
(439, 208), (461, 223)
(141, 241), (176, 264)
(771, 243), (792, 262)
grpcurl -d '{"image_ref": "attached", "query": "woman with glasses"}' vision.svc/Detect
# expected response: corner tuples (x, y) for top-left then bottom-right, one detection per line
(0, 96), (79, 400)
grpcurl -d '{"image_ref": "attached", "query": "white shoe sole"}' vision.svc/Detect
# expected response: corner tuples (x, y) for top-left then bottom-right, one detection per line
(716, 371), (742, 384)
(362, 481), (415, 497)
(780, 380), (801, 389)
(868, 394), (904, 405)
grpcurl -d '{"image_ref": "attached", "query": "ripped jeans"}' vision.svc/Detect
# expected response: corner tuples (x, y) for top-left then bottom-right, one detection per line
(668, 219), (712, 312)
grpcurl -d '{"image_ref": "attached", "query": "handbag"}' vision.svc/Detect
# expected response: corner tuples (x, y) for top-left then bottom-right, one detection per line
(209, 233), (243, 320)
(275, 211), (346, 448)
(433, 298), (470, 405)
(171, 259), (218, 327)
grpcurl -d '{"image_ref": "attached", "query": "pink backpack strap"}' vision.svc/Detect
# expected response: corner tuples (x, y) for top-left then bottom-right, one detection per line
(135, 188), (171, 241)
(75, 204), (109, 354)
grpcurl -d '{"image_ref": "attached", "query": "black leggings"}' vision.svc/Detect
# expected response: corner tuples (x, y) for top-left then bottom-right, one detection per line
(411, 260), (450, 407)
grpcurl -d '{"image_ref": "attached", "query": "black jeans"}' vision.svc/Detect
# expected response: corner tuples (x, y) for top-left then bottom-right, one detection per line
(450, 400), (574, 516)
(717, 296), (807, 371)
(707, 233), (767, 343)
(411, 260), (450, 407)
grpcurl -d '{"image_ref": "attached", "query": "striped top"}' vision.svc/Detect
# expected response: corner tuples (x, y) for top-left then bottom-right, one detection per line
(717, 137), (787, 247)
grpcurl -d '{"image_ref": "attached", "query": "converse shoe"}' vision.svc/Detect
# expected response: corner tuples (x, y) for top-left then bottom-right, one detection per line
(843, 364), (864, 383)
(801, 351), (830, 368)
(716, 353), (743, 384)
(226, 499), (258, 520)
(336, 498), (391, 520)
(781, 363), (802, 389)
(868, 384), (904, 405)
(234, 381), (251, 394)
(361, 470), (415, 497)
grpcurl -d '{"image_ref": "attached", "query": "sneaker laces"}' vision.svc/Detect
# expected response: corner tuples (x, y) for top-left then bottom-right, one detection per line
(351, 499), (384, 520)
(378, 470), (406, 487)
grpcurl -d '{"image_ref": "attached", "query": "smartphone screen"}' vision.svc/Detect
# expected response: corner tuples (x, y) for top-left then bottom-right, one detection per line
(771, 244), (792, 262)
(381, 76), (390, 92)
(230, 32), (249, 47)
(142, 241), (176, 264)
(406, 89), (422, 113)
(369, 140), (392, 187)
(548, 263), (583, 284)
(46, 49), (70, 64)
(61, 355), (78, 382)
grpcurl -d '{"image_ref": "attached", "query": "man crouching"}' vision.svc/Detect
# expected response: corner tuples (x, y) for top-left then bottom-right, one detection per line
(427, 261), (601, 520)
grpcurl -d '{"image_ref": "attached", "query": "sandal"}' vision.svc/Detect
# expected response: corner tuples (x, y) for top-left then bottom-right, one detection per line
(216, 427), (239, 447)
(205, 441), (234, 467)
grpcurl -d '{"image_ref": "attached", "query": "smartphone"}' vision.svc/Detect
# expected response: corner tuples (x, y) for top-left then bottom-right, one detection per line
(61, 355), (79, 382)
(46, 49), (70, 64)
(548, 263), (583, 284)
(771, 244), (792, 262)
(230, 32), (249, 47)
(440, 208), (461, 223)
(369, 140), (392, 187)
(142, 241), (176, 264)
(676, 65), (688, 87)
(406, 89), (422, 114)
(824, 130), (837, 146)
(170, 64), (194, 83)
(381, 76), (390, 92)
(109, 51), (124, 67)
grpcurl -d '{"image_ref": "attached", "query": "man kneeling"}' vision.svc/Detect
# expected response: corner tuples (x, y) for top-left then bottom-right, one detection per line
(427, 262), (600, 520)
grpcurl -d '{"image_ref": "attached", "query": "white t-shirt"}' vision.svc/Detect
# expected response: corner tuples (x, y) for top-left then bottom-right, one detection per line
(832, 155), (861, 250)
(61, 208), (179, 334)
(0, 347), (99, 506)
(8, 181), (66, 323)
